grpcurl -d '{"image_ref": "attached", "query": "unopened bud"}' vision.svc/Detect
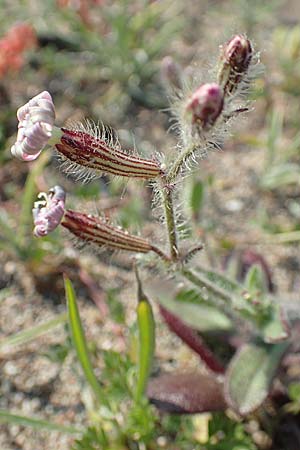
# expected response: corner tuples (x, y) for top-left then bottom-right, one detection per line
(218, 34), (252, 95)
(62, 210), (153, 253)
(161, 56), (182, 91)
(32, 185), (66, 237)
(186, 83), (224, 130)
(56, 128), (162, 179)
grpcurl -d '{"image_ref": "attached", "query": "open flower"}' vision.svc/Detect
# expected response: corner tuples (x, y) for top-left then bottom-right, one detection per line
(32, 185), (66, 237)
(11, 91), (55, 161)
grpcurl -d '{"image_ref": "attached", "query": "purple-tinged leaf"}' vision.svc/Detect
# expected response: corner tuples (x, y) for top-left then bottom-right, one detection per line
(147, 371), (226, 414)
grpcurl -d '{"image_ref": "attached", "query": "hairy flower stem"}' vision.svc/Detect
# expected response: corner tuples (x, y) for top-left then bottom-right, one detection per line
(160, 179), (179, 260)
(150, 244), (171, 263)
(166, 142), (197, 184)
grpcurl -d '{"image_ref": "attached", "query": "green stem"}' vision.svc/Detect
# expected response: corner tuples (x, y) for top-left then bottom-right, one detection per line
(182, 268), (232, 303)
(166, 142), (196, 184)
(161, 181), (178, 260)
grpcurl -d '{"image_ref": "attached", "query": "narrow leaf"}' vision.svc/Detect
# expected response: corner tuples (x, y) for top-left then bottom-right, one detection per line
(0, 410), (81, 435)
(225, 340), (289, 415)
(64, 276), (104, 405)
(191, 180), (204, 220)
(135, 268), (155, 403)
(159, 291), (232, 333)
(0, 313), (67, 352)
(159, 305), (224, 374)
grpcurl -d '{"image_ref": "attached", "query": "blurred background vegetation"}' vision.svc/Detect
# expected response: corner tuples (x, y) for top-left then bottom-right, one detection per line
(1, 0), (300, 449)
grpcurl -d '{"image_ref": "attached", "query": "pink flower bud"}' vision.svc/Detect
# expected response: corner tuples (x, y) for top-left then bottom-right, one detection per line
(62, 210), (153, 253)
(218, 35), (252, 95)
(186, 83), (224, 129)
(56, 128), (162, 179)
(32, 185), (66, 237)
(223, 34), (252, 71)
(11, 91), (55, 161)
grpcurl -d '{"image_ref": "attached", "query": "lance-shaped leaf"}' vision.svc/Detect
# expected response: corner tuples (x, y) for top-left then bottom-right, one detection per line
(225, 340), (289, 415)
(147, 371), (226, 413)
(0, 410), (81, 436)
(135, 268), (155, 403)
(146, 277), (233, 333)
(160, 297), (233, 333)
(56, 128), (161, 179)
(62, 210), (153, 254)
(64, 276), (104, 405)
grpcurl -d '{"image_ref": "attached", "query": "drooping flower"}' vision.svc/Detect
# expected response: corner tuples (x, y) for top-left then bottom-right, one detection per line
(61, 209), (153, 253)
(11, 91), (56, 161)
(32, 185), (66, 237)
(186, 83), (224, 130)
(56, 127), (162, 179)
(11, 92), (162, 179)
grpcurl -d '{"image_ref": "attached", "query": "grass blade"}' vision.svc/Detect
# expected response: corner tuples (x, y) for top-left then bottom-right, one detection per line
(0, 313), (67, 352)
(64, 276), (104, 405)
(0, 410), (81, 435)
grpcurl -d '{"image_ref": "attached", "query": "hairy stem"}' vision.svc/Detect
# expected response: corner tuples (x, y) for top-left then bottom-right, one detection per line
(182, 268), (232, 303)
(166, 142), (197, 184)
(150, 244), (171, 262)
(161, 181), (178, 260)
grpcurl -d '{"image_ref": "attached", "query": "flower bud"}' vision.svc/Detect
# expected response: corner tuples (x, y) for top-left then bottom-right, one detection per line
(62, 210), (153, 253)
(32, 185), (66, 237)
(11, 91), (55, 161)
(161, 56), (182, 91)
(56, 128), (162, 179)
(186, 83), (224, 130)
(218, 34), (252, 95)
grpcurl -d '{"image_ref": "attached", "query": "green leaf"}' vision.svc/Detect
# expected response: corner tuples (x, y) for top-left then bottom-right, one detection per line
(225, 341), (289, 415)
(0, 313), (67, 352)
(158, 290), (232, 333)
(260, 303), (290, 343)
(0, 410), (81, 435)
(191, 180), (205, 220)
(135, 269), (155, 403)
(64, 277), (104, 405)
(245, 264), (268, 294)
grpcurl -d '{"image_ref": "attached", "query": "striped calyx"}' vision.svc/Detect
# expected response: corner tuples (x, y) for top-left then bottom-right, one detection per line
(62, 210), (153, 253)
(56, 128), (162, 179)
(218, 35), (252, 96)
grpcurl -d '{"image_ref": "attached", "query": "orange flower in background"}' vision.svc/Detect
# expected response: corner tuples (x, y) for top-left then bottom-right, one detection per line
(0, 23), (36, 78)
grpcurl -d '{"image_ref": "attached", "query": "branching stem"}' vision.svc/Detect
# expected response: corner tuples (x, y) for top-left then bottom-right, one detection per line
(166, 142), (197, 184)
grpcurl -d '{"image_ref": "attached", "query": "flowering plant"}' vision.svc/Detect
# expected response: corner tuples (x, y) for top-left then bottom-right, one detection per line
(7, 33), (297, 447)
